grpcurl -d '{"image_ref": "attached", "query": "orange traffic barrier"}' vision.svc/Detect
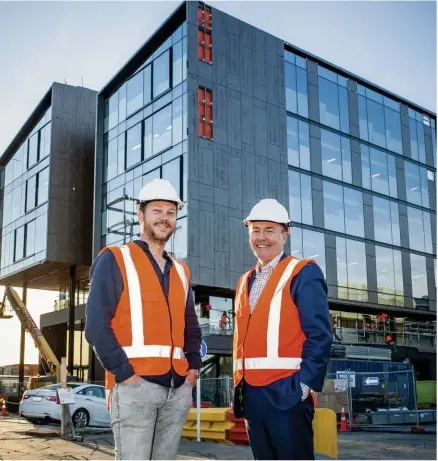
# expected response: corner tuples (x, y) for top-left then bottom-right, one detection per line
(339, 406), (348, 432)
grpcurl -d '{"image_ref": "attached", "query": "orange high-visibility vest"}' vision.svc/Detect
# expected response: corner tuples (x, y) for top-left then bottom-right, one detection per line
(101, 242), (190, 391)
(233, 255), (316, 399)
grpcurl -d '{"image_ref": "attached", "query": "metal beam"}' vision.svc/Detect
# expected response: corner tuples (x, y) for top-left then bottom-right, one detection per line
(68, 266), (76, 374)
(18, 282), (27, 399)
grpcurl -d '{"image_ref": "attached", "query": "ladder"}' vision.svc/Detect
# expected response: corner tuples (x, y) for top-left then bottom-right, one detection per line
(0, 286), (60, 379)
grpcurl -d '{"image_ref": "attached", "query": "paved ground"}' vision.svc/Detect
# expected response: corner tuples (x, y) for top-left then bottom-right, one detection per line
(0, 416), (436, 460)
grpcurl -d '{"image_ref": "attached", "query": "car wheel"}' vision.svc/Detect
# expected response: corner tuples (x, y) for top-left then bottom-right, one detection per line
(72, 409), (90, 428)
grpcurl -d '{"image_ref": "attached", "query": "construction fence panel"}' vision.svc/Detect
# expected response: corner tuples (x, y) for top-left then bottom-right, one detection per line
(195, 377), (234, 408)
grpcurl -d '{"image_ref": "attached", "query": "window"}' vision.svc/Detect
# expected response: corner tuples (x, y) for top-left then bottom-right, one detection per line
(143, 117), (153, 160)
(39, 123), (51, 159)
(118, 84), (127, 123)
(361, 145), (397, 198)
(2, 192), (12, 227)
(106, 137), (118, 181)
(14, 226), (25, 262)
(404, 161), (430, 208)
(198, 87), (213, 140)
(37, 167), (49, 205)
(173, 40), (184, 86)
(172, 96), (183, 146)
(127, 71), (144, 116)
(153, 105), (172, 154)
(78, 386), (105, 399)
(126, 123), (142, 170)
(11, 145), (24, 181)
(198, 29), (212, 64)
(153, 51), (170, 98)
(162, 158), (181, 200)
(409, 112), (427, 164)
(288, 170), (312, 225)
(143, 65), (152, 106)
(336, 237), (368, 302)
(373, 197), (400, 246)
(318, 66), (349, 133)
(289, 227), (326, 277)
(35, 214), (47, 254)
(166, 217), (187, 259)
(321, 129), (352, 183)
(198, 5), (212, 30)
(358, 85), (402, 154)
(323, 181), (364, 237)
(285, 59), (308, 118)
(431, 118), (436, 166)
(11, 185), (23, 222)
(25, 175), (37, 212)
(28, 132), (39, 169)
(107, 93), (118, 131)
(375, 246), (404, 307)
(287, 116), (310, 170)
(407, 207), (433, 254)
(117, 133), (126, 175)
(410, 254), (428, 309)
(25, 220), (36, 257)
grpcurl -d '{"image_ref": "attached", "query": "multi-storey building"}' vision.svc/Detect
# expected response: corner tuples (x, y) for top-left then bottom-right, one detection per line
(0, 83), (97, 386)
(32, 2), (437, 383)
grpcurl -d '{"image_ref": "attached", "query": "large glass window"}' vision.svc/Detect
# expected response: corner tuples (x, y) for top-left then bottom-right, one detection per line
(410, 254), (428, 309)
(318, 66), (349, 133)
(12, 145), (25, 181)
(336, 237), (368, 302)
(106, 137), (118, 181)
(108, 93), (118, 130)
(127, 71), (144, 116)
(323, 181), (364, 237)
(285, 51), (308, 118)
(404, 160), (430, 208)
(373, 196), (400, 246)
(172, 40), (183, 87)
(126, 123), (142, 170)
(384, 107), (402, 154)
(11, 185), (23, 223)
(25, 175), (37, 212)
(287, 116), (310, 170)
(375, 246), (404, 307)
(118, 83), (127, 123)
(2, 192), (12, 227)
(172, 96), (183, 146)
(25, 220), (36, 257)
(143, 65), (152, 106)
(117, 133), (125, 174)
(35, 214), (47, 254)
(288, 227), (326, 276)
(166, 217), (187, 259)
(14, 226), (25, 262)
(321, 129), (352, 183)
(361, 144), (397, 198)
(162, 158), (181, 200)
(153, 51), (170, 98)
(288, 170), (313, 225)
(40, 123), (51, 159)
(409, 112), (427, 164)
(153, 105), (172, 155)
(407, 206), (434, 254)
(28, 132), (39, 169)
(38, 167), (49, 205)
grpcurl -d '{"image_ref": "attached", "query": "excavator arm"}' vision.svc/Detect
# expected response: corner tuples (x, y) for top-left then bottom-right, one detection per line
(1, 286), (60, 379)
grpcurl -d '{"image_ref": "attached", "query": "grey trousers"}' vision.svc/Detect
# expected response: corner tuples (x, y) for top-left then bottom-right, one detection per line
(110, 379), (193, 460)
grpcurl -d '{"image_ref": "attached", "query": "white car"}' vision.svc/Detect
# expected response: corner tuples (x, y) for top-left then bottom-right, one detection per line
(19, 383), (110, 428)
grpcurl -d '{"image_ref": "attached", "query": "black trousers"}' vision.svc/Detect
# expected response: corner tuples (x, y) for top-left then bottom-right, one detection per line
(244, 387), (315, 460)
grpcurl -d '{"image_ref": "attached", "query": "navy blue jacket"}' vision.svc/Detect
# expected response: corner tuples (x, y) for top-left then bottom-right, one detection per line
(85, 240), (202, 388)
(235, 253), (332, 415)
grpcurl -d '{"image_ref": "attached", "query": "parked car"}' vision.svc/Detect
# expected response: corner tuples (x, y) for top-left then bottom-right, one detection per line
(19, 383), (110, 428)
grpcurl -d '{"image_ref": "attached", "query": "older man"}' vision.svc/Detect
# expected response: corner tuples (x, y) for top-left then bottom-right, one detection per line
(233, 198), (332, 460)
(85, 179), (201, 460)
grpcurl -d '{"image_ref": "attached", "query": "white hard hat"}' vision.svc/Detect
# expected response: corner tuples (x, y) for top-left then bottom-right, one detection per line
(137, 178), (184, 210)
(243, 199), (291, 227)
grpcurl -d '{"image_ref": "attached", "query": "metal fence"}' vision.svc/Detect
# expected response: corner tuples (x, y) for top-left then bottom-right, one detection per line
(194, 377), (234, 408)
(318, 369), (421, 429)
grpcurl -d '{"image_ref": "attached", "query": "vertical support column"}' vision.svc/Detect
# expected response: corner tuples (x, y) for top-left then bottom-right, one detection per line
(68, 266), (76, 375)
(18, 282), (27, 399)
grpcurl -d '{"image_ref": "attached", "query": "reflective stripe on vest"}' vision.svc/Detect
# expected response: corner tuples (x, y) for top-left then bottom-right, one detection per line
(234, 257), (303, 373)
(119, 245), (188, 360)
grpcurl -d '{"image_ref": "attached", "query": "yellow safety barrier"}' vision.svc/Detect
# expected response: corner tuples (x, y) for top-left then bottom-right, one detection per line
(314, 408), (338, 459)
(182, 408), (235, 442)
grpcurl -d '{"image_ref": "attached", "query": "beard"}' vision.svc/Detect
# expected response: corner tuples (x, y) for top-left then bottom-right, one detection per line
(143, 220), (175, 244)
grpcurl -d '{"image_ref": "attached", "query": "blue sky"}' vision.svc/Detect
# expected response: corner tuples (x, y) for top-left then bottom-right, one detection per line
(0, 0), (436, 365)
(0, 0), (436, 156)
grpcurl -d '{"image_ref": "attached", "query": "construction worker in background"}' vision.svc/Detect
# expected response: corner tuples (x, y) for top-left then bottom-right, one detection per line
(85, 179), (202, 460)
(378, 312), (388, 330)
(233, 199), (332, 460)
(220, 311), (229, 334)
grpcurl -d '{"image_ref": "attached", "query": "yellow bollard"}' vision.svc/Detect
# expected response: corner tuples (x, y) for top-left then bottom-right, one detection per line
(313, 408), (338, 459)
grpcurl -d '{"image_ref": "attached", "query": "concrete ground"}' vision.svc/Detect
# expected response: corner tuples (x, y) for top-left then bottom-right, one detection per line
(0, 416), (436, 460)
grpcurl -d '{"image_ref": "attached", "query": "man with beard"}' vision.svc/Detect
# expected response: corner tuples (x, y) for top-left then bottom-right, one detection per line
(85, 179), (201, 460)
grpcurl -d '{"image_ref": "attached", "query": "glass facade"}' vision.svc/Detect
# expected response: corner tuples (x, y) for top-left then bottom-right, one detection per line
(1, 107), (51, 275)
(285, 47), (436, 311)
(101, 24), (188, 252)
